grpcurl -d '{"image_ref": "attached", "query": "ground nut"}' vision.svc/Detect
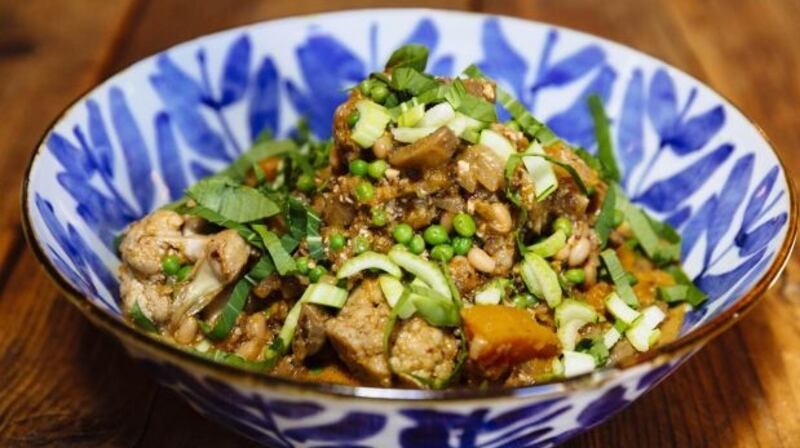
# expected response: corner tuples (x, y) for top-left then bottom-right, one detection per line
(468, 247), (496, 273)
(568, 238), (591, 267)
(236, 339), (262, 361)
(489, 203), (513, 234)
(174, 317), (198, 344)
(584, 255), (599, 287)
(245, 313), (267, 340)
(373, 134), (393, 159)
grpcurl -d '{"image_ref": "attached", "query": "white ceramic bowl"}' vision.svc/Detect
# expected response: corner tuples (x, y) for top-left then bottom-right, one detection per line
(22, 9), (797, 447)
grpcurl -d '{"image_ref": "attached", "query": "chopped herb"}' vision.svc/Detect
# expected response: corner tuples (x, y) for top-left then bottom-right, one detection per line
(588, 94), (621, 182)
(594, 185), (617, 248)
(187, 177), (280, 223)
(385, 44), (429, 72)
(252, 224), (297, 275)
(130, 301), (158, 333)
(600, 249), (639, 307)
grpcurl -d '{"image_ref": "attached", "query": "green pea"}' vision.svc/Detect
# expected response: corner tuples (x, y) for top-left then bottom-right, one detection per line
(423, 225), (449, 246)
(564, 268), (586, 285)
(430, 244), (454, 262)
(452, 236), (473, 255)
(552, 216), (573, 237)
(512, 293), (537, 309)
(370, 83), (390, 103)
(329, 233), (346, 251)
(309, 265), (327, 283)
(452, 213), (476, 237)
(176, 265), (193, 282)
(392, 223), (413, 244)
(367, 159), (387, 179)
(354, 236), (371, 254)
(408, 234), (426, 255)
(359, 79), (374, 95)
(612, 209), (625, 227)
(347, 109), (360, 128)
(295, 257), (310, 275)
(296, 173), (315, 192)
(349, 159), (368, 176)
(371, 207), (388, 227)
(354, 181), (375, 202)
(162, 255), (181, 276)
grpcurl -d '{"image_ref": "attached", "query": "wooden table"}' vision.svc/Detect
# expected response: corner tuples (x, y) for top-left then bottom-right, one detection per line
(1, 1), (798, 446)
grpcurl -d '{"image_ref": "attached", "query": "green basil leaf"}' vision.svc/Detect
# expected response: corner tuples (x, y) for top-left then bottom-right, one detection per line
(252, 224), (296, 275)
(457, 93), (497, 123)
(588, 94), (621, 182)
(188, 177), (280, 223)
(390, 67), (439, 96)
(219, 139), (296, 182)
(600, 248), (639, 308)
(130, 301), (158, 333)
(385, 44), (429, 72)
(594, 185), (617, 248)
(179, 204), (263, 249)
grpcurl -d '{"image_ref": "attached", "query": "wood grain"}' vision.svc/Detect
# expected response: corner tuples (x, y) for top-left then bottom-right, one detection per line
(1, 0), (798, 447)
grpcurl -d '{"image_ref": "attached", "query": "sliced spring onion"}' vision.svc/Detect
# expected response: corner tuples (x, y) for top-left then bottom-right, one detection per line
(391, 126), (437, 143)
(336, 251), (402, 279)
(265, 283), (349, 364)
(587, 94), (621, 182)
(130, 301), (158, 333)
(603, 325), (623, 349)
(625, 305), (666, 352)
(520, 253), (562, 308)
(446, 113), (485, 141)
(473, 279), (512, 305)
(576, 337), (610, 367)
(417, 102), (455, 128)
(408, 284), (460, 327)
(555, 299), (599, 350)
(528, 230), (567, 258)
(397, 100), (426, 127)
(378, 275), (416, 319)
(388, 247), (451, 299)
(605, 292), (641, 325)
(252, 224), (296, 275)
(594, 185), (617, 249)
(600, 249), (639, 308)
(351, 100), (392, 148)
(479, 129), (516, 163)
(522, 142), (559, 201)
(562, 350), (596, 378)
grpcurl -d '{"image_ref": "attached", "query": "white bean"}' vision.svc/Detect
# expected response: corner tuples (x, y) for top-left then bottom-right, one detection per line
(236, 339), (262, 361)
(468, 247), (496, 273)
(568, 238), (591, 267)
(174, 317), (198, 344)
(373, 134), (393, 159)
(246, 313), (267, 340)
(489, 203), (513, 234)
(554, 245), (571, 261)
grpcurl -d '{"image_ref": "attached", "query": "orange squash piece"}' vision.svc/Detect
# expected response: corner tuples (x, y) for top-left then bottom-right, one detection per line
(461, 305), (560, 377)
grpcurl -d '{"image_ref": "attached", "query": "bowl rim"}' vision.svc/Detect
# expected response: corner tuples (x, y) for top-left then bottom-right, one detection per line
(20, 7), (798, 402)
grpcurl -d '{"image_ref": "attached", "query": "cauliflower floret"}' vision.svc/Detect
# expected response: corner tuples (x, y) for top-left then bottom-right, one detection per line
(119, 266), (173, 324)
(171, 229), (250, 323)
(120, 210), (207, 276)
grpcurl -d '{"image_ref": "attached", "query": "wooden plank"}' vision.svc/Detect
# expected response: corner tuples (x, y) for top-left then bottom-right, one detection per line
(483, 1), (800, 447)
(0, 252), (157, 446)
(0, 0), (141, 282)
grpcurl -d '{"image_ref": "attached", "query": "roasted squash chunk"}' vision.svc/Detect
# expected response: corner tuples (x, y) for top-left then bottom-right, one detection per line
(462, 305), (560, 378)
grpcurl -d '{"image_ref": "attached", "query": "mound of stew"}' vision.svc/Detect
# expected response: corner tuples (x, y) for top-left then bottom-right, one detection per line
(118, 45), (706, 389)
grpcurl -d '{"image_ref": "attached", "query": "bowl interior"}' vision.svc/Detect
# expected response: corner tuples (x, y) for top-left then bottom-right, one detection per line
(24, 9), (794, 381)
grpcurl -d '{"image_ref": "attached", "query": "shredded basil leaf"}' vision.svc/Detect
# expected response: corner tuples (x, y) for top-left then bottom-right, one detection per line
(663, 265), (707, 307)
(595, 185), (617, 248)
(457, 93), (497, 123)
(179, 204), (263, 249)
(130, 301), (158, 332)
(220, 139), (296, 182)
(390, 67), (439, 96)
(588, 94), (621, 183)
(600, 249), (639, 307)
(252, 225), (297, 275)
(572, 146), (602, 172)
(187, 177), (280, 223)
(385, 44), (429, 72)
